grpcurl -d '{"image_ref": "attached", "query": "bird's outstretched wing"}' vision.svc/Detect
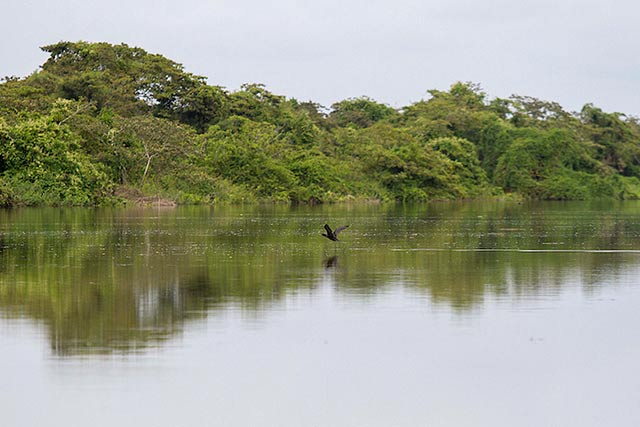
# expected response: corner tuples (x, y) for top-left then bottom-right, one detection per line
(322, 224), (335, 240)
(334, 225), (349, 236)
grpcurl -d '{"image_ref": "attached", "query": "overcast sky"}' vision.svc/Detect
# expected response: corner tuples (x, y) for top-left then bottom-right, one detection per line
(2, 0), (639, 115)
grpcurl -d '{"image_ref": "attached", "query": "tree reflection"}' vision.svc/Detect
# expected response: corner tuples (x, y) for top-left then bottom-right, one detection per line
(1, 202), (639, 355)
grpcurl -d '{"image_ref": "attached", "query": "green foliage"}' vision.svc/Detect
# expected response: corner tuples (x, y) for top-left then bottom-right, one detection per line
(494, 128), (617, 199)
(39, 41), (222, 127)
(328, 96), (397, 128)
(286, 151), (346, 202)
(426, 137), (494, 196)
(341, 124), (493, 201)
(2, 42), (640, 206)
(494, 95), (575, 129)
(0, 104), (111, 205)
(433, 81), (487, 109)
(0, 177), (14, 207)
(204, 117), (297, 201)
(177, 85), (229, 132)
(401, 82), (495, 144)
(228, 83), (284, 122)
(579, 103), (640, 175)
(476, 116), (514, 178)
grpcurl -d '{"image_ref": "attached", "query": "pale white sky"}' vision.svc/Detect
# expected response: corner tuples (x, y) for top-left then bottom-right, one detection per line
(2, 0), (640, 114)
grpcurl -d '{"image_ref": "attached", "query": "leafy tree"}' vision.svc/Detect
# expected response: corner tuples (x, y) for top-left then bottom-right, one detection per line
(476, 117), (514, 179)
(494, 128), (602, 198)
(432, 81), (487, 109)
(493, 95), (574, 129)
(203, 116), (297, 201)
(348, 124), (492, 201)
(0, 76), (54, 116)
(0, 101), (111, 205)
(3, 41), (640, 205)
(580, 103), (640, 176)
(292, 100), (328, 128)
(109, 116), (197, 186)
(401, 82), (495, 144)
(328, 96), (397, 128)
(177, 85), (229, 132)
(425, 136), (493, 195)
(39, 41), (220, 129)
(273, 101), (321, 145)
(228, 83), (284, 122)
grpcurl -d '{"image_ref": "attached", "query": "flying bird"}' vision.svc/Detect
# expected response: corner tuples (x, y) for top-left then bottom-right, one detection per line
(322, 224), (349, 241)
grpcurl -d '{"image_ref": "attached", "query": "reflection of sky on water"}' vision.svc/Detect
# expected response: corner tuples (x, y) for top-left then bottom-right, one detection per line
(2, 274), (639, 427)
(2, 203), (640, 426)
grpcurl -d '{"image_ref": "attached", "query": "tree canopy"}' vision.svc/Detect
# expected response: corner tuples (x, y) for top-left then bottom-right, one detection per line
(2, 41), (640, 206)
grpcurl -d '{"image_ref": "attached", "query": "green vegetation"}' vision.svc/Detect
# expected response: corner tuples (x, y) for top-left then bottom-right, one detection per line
(2, 42), (640, 206)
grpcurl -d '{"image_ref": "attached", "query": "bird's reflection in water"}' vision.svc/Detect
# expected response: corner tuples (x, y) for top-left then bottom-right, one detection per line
(324, 255), (339, 269)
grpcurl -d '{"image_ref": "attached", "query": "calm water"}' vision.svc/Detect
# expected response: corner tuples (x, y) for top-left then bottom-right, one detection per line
(1, 201), (639, 426)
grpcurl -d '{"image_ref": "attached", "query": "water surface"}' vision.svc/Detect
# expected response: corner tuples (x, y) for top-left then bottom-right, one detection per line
(1, 202), (639, 426)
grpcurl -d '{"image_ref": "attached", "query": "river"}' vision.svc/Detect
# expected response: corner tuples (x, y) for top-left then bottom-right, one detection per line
(1, 201), (639, 426)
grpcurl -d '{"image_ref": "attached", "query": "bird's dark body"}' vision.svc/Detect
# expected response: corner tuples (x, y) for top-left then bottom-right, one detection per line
(322, 224), (349, 241)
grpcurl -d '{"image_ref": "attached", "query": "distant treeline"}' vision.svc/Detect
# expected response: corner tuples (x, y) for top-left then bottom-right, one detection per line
(2, 41), (640, 206)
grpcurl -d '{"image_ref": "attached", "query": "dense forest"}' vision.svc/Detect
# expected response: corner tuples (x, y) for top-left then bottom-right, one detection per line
(2, 41), (640, 206)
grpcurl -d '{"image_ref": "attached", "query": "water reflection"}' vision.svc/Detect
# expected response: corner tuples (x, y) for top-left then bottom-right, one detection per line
(1, 201), (639, 355)
(324, 255), (339, 269)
